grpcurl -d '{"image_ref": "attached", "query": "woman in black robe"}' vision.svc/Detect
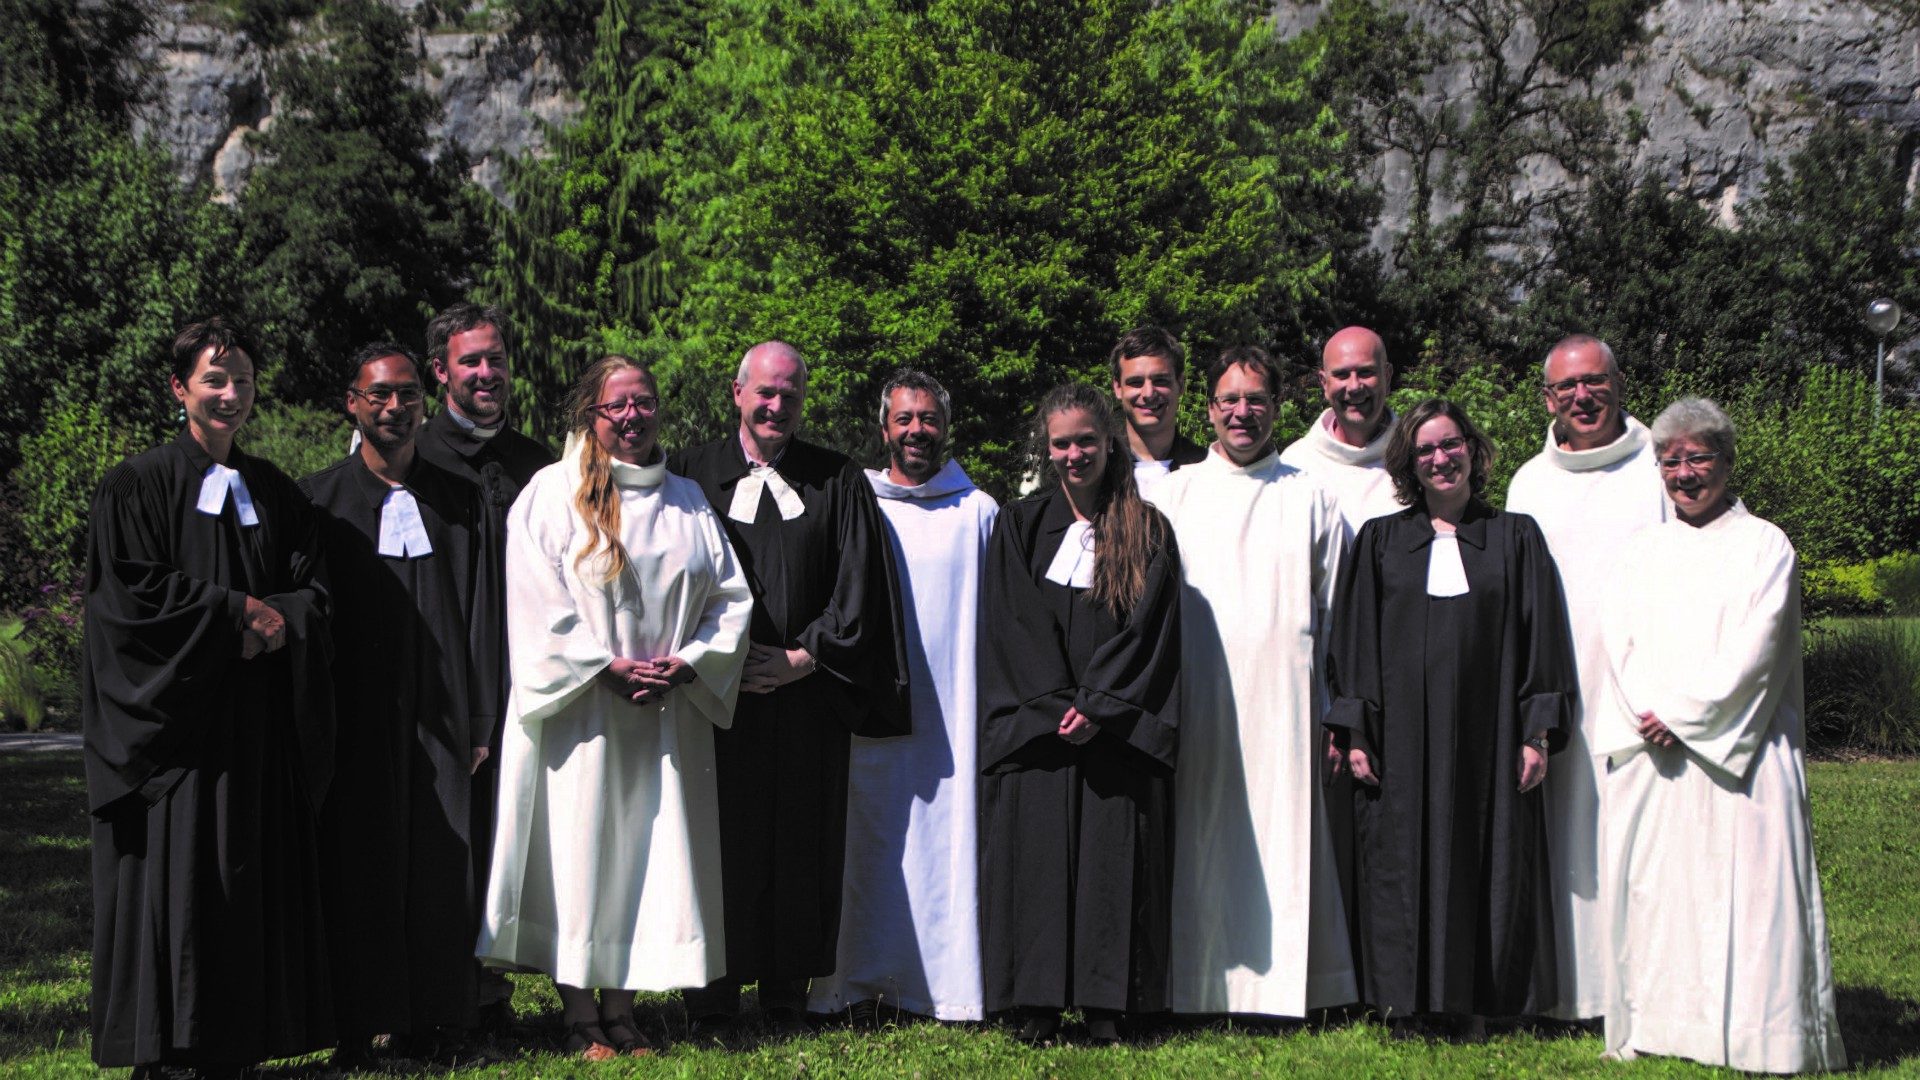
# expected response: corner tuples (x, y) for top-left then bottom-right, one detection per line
(978, 383), (1181, 1046)
(1325, 397), (1576, 1035)
(82, 318), (336, 1077)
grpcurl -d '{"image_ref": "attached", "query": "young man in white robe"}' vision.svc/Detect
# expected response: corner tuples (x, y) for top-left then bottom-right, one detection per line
(1595, 397), (1845, 1074)
(1109, 326), (1208, 500)
(1504, 334), (1668, 1023)
(1278, 326), (1402, 532)
(808, 371), (997, 1025)
(1155, 346), (1358, 1018)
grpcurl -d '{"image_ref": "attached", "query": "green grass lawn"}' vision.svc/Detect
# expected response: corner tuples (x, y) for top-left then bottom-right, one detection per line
(4, 751), (1917, 1078)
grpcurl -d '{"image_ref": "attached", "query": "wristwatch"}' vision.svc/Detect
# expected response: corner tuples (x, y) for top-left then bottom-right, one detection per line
(1523, 734), (1550, 753)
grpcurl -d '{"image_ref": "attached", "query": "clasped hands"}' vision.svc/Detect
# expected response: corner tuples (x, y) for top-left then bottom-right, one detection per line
(741, 644), (816, 695)
(1058, 705), (1099, 745)
(239, 596), (286, 659)
(603, 656), (696, 708)
(1636, 710), (1677, 749)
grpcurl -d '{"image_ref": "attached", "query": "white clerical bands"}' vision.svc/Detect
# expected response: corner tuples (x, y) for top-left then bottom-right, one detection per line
(1044, 520), (1097, 589)
(377, 487), (435, 558)
(728, 465), (807, 524)
(195, 464), (260, 526)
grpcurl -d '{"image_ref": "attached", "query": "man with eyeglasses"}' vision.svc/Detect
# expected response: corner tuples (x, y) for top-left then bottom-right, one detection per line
(1505, 334), (1668, 1027)
(301, 342), (499, 1065)
(1280, 326), (1403, 532)
(1155, 346), (1358, 1021)
(1108, 326), (1208, 500)
(413, 302), (556, 1037)
(668, 341), (910, 1040)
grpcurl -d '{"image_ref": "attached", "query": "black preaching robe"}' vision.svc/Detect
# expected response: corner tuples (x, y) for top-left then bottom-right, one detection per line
(668, 435), (910, 982)
(1324, 502), (1576, 1018)
(977, 489), (1181, 1015)
(82, 432), (335, 1068)
(300, 453), (496, 1037)
(413, 407), (553, 933)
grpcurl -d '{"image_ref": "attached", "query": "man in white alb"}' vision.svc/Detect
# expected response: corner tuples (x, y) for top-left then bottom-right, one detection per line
(1108, 326), (1207, 500)
(1279, 326), (1401, 531)
(1156, 346), (1357, 1019)
(808, 370), (997, 1027)
(1505, 334), (1667, 1023)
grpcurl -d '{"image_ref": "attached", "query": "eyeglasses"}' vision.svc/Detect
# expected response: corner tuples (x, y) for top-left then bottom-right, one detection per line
(1413, 436), (1467, 461)
(1546, 373), (1612, 397)
(1657, 451), (1720, 472)
(589, 396), (660, 420)
(1210, 392), (1275, 413)
(348, 384), (425, 406)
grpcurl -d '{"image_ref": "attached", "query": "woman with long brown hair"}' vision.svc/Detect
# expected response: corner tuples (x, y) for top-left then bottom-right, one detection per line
(977, 383), (1183, 1046)
(477, 356), (753, 1058)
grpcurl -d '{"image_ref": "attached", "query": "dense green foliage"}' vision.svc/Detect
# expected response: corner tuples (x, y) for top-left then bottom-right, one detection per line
(236, 0), (489, 404)
(643, 0), (1361, 492)
(1805, 619), (1920, 757)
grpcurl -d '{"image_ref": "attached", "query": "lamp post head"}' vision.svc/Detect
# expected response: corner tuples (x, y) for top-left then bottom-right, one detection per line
(1867, 297), (1902, 338)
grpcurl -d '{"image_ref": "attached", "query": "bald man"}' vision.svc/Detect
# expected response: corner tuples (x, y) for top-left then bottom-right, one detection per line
(1506, 335), (1667, 1024)
(668, 342), (910, 1039)
(1278, 327), (1402, 532)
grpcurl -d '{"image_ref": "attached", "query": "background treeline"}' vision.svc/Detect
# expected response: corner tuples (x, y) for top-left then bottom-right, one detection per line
(2, 0), (1917, 747)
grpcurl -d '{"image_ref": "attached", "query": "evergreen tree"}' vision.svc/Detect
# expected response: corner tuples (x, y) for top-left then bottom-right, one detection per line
(237, 0), (489, 405)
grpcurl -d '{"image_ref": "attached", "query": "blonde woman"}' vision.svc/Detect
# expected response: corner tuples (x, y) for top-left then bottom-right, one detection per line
(478, 357), (753, 1058)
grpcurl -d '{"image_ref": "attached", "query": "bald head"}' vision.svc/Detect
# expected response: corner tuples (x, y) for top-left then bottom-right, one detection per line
(1319, 325), (1393, 446)
(733, 340), (808, 457)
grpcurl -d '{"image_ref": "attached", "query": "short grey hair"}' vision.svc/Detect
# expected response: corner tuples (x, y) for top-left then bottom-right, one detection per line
(1542, 334), (1622, 384)
(878, 368), (952, 427)
(735, 340), (809, 384)
(1650, 396), (1736, 467)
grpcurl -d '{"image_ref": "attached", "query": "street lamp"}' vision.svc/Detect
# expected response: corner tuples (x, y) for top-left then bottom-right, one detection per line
(1867, 297), (1901, 424)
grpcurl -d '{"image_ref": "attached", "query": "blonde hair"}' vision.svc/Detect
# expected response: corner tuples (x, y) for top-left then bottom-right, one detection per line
(567, 355), (657, 583)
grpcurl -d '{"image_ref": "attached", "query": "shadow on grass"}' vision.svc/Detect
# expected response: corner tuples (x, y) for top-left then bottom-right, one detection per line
(0, 751), (92, 1062)
(1839, 984), (1920, 1070)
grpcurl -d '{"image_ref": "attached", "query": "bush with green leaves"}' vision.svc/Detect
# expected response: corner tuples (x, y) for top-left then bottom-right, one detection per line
(0, 616), (49, 733)
(1804, 618), (1920, 757)
(243, 402), (353, 481)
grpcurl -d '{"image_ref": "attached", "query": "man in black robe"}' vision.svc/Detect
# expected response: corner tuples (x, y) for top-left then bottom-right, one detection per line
(413, 302), (555, 1030)
(668, 340), (910, 1038)
(84, 317), (335, 1077)
(300, 343), (497, 1063)
(1108, 326), (1207, 494)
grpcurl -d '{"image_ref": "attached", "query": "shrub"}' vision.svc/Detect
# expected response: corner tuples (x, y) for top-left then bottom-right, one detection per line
(243, 403), (352, 481)
(0, 617), (48, 733)
(1803, 618), (1920, 757)
(8, 399), (147, 587)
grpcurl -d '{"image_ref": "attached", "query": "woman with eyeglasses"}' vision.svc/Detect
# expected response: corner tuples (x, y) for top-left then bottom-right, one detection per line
(1325, 397), (1576, 1037)
(477, 356), (753, 1059)
(1593, 397), (1845, 1073)
(977, 383), (1182, 1046)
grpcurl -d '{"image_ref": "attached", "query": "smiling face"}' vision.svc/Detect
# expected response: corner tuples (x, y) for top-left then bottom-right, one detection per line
(1207, 362), (1278, 465)
(347, 353), (425, 455)
(1411, 413), (1471, 505)
(434, 323), (510, 425)
(1046, 406), (1108, 501)
(733, 348), (806, 456)
(1111, 352), (1180, 448)
(590, 367), (661, 465)
(172, 345), (255, 454)
(1658, 433), (1732, 524)
(1543, 340), (1622, 450)
(883, 386), (947, 486)
(1319, 329), (1391, 441)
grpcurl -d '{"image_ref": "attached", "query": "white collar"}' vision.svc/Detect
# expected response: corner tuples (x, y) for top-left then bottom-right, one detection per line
(1541, 414), (1650, 472)
(866, 458), (975, 500)
(1303, 407), (1395, 467)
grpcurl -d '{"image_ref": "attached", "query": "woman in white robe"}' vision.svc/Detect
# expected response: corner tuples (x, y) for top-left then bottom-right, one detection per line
(1596, 396), (1846, 1073)
(478, 356), (752, 1059)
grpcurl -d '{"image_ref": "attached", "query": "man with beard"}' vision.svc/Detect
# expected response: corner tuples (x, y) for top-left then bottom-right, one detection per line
(301, 343), (497, 1065)
(808, 370), (997, 1026)
(1280, 326), (1402, 531)
(1155, 347), (1357, 1020)
(1109, 326), (1207, 500)
(1505, 335), (1667, 1025)
(669, 341), (910, 1039)
(414, 302), (554, 1031)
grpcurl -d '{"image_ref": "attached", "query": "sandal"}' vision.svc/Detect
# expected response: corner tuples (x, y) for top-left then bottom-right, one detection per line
(599, 1016), (657, 1057)
(561, 1020), (618, 1062)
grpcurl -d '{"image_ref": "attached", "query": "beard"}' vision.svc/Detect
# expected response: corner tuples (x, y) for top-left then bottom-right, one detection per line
(887, 436), (946, 482)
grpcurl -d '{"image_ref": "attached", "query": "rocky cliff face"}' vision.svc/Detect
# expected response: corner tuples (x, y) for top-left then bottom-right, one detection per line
(133, 0), (1920, 222)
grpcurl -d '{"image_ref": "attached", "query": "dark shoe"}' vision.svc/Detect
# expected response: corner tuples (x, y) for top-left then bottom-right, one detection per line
(764, 1006), (811, 1040)
(1083, 1011), (1123, 1046)
(561, 1020), (618, 1062)
(687, 1012), (737, 1046)
(847, 999), (880, 1030)
(1015, 1010), (1060, 1046)
(474, 999), (516, 1038)
(329, 1040), (378, 1072)
(600, 1015), (657, 1057)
